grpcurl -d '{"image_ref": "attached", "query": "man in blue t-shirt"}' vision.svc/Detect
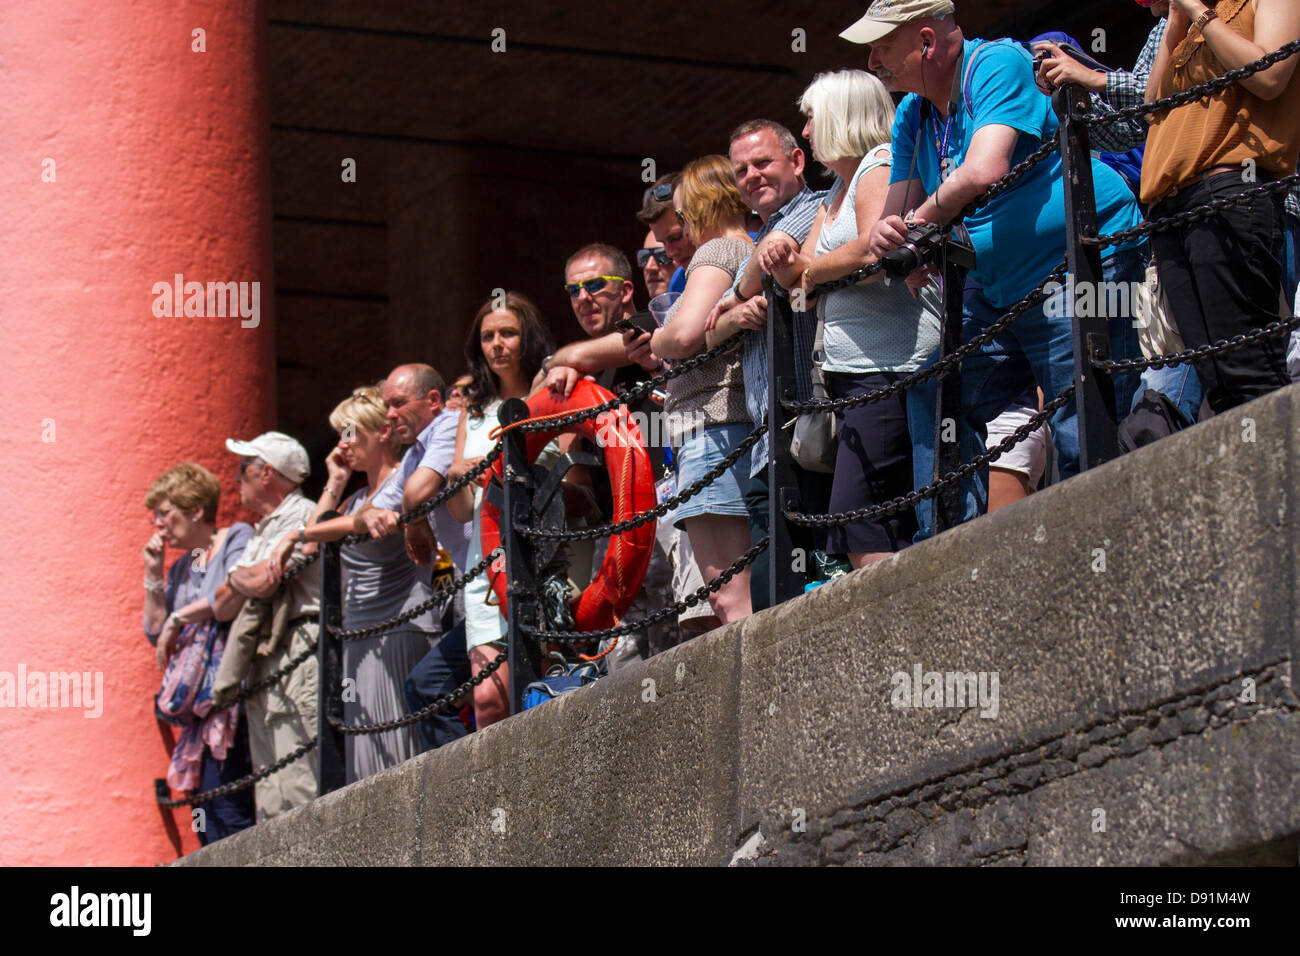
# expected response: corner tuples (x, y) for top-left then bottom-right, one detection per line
(843, 0), (1147, 539)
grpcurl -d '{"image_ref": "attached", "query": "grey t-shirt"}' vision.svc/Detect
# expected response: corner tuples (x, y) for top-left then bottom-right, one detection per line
(663, 236), (753, 444)
(340, 478), (439, 632)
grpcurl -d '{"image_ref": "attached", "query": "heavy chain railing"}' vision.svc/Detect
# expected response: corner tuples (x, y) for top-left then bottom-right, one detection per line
(517, 423), (767, 542)
(789, 260), (1069, 415)
(1087, 173), (1300, 248)
(515, 334), (743, 433)
(327, 548), (499, 641)
(157, 736), (319, 809)
(336, 650), (506, 736)
(786, 387), (1074, 528)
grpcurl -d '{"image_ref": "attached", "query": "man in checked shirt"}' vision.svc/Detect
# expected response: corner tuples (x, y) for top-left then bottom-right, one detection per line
(705, 119), (832, 612)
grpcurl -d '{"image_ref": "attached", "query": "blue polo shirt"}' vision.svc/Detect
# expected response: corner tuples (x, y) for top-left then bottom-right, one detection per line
(890, 37), (1144, 308)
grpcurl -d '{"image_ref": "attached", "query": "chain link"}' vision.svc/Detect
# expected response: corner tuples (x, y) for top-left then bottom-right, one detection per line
(327, 549), (499, 641)
(521, 538), (769, 643)
(1082, 37), (1300, 132)
(335, 650), (507, 736)
(156, 736), (319, 808)
(786, 260), (1069, 415)
(787, 386), (1075, 527)
(337, 446), (503, 547)
(1086, 174), (1300, 249)
(516, 335), (743, 434)
(1094, 314), (1300, 374)
(518, 423), (768, 542)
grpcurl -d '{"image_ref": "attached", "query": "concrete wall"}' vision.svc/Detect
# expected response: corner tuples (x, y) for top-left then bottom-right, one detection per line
(182, 386), (1300, 866)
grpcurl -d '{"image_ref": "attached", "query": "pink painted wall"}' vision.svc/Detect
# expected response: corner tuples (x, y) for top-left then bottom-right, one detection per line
(0, 1), (274, 864)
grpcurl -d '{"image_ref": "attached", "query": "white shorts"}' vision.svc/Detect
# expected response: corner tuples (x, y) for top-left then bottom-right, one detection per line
(986, 403), (1048, 488)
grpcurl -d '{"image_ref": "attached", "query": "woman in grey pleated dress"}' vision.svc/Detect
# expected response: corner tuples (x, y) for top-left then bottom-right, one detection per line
(272, 384), (440, 783)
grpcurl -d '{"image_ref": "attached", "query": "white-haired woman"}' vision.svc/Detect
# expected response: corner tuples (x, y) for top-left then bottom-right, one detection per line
(270, 384), (442, 783)
(761, 69), (941, 569)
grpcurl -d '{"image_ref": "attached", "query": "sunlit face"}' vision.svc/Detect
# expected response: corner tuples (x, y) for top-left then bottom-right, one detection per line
(868, 26), (923, 95)
(729, 128), (804, 219)
(649, 209), (696, 271)
(151, 497), (203, 548)
(236, 458), (268, 513)
(641, 231), (672, 299)
(382, 373), (435, 445)
(565, 255), (631, 337)
(336, 420), (391, 470)
(479, 310), (523, 378)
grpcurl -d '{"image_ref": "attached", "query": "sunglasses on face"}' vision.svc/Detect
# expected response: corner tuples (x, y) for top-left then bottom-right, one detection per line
(642, 181), (674, 205)
(563, 276), (626, 298)
(636, 248), (673, 268)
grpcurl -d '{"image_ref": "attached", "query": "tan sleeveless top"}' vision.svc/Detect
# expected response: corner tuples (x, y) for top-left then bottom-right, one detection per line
(1141, 0), (1300, 205)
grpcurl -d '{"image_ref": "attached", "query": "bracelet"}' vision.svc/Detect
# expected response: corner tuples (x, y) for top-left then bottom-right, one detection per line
(733, 285), (749, 304)
(144, 576), (165, 593)
(1191, 7), (1217, 33)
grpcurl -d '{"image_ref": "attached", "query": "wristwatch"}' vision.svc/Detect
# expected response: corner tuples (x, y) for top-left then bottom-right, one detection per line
(1191, 7), (1218, 34)
(295, 520), (307, 543)
(168, 610), (182, 628)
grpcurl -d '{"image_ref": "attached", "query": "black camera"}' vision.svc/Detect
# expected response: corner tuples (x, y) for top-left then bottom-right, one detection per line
(881, 221), (946, 277)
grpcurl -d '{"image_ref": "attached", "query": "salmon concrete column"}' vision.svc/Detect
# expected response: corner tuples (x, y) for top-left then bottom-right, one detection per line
(0, 1), (275, 864)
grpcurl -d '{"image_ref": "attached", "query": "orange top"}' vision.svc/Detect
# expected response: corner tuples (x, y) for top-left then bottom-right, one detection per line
(1141, 0), (1300, 205)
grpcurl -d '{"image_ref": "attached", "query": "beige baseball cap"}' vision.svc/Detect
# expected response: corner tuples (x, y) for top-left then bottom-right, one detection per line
(840, 0), (956, 45)
(226, 431), (311, 482)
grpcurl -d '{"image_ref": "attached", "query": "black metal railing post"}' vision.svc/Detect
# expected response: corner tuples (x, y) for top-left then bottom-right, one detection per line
(499, 399), (540, 715)
(317, 540), (345, 797)
(1055, 82), (1119, 470)
(931, 242), (967, 534)
(766, 278), (807, 604)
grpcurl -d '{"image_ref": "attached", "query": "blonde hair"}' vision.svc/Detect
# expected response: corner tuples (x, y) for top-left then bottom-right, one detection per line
(145, 462), (221, 522)
(798, 70), (896, 166)
(329, 383), (400, 454)
(679, 155), (751, 241)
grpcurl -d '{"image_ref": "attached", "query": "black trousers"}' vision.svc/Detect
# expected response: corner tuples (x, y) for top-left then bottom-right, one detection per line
(1150, 172), (1289, 413)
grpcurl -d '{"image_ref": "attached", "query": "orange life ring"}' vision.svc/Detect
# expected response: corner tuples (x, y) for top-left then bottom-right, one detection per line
(479, 380), (657, 632)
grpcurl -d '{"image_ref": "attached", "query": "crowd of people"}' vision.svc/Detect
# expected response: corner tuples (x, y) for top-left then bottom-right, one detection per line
(141, 0), (1300, 842)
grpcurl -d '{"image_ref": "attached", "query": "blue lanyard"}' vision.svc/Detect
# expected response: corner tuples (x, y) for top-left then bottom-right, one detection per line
(931, 111), (953, 182)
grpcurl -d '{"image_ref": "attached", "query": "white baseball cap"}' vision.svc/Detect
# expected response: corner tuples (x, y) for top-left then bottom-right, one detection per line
(226, 431), (311, 482)
(840, 0), (956, 45)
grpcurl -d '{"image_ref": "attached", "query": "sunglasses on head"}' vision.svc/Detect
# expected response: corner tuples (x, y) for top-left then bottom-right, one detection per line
(641, 181), (674, 205)
(563, 276), (625, 298)
(636, 248), (672, 268)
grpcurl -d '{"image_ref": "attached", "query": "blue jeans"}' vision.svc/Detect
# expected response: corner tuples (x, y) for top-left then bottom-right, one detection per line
(1135, 363), (1202, 425)
(908, 247), (1146, 541)
(403, 621), (471, 753)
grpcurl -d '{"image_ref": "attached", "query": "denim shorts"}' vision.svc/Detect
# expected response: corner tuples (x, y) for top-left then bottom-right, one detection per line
(672, 422), (753, 529)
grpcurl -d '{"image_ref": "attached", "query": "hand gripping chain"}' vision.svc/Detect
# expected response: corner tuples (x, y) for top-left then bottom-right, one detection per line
(515, 334), (744, 434)
(786, 386), (1076, 527)
(337, 446), (503, 547)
